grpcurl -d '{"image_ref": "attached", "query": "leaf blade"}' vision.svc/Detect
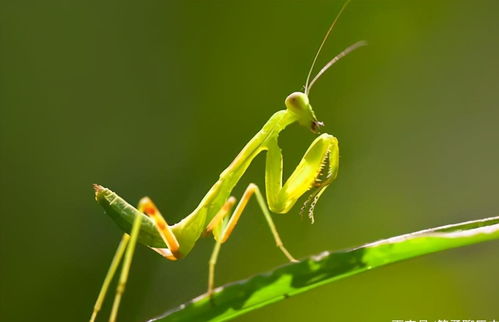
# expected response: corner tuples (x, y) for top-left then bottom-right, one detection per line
(150, 216), (499, 322)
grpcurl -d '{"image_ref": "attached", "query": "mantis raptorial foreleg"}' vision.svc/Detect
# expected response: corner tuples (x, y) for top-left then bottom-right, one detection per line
(266, 133), (339, 219)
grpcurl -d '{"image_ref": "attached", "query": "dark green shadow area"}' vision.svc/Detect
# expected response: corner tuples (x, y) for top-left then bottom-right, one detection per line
(151, 216), (499, 322)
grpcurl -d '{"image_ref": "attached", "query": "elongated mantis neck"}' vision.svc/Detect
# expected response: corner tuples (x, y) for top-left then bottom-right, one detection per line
(219, 109), (297, 180)
(189, 109), (298, 223)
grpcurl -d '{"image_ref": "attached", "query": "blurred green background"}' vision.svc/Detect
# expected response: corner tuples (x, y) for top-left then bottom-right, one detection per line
(1, 0), (499, 321)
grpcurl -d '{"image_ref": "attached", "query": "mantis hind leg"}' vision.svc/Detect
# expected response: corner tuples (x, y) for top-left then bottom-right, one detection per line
(138, 197), (180, 260)
(205, 183), (297, 296)
(89, 215), (142, 322)
(90, 234), (129, 322)
(90, 197), (179, 322)
(108, 207), (142, 322)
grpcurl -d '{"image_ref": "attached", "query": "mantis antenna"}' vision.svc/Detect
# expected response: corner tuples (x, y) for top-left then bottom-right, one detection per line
(304, 0), (352, 95)
(304, 0), (366, 95)
(307, 40), (367, 92)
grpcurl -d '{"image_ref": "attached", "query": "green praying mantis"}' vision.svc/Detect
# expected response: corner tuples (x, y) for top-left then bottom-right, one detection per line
(90, 1), (366, 321)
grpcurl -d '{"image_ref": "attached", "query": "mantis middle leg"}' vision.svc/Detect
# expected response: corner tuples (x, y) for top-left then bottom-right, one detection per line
(205, 183), (297, 296)
(205, 132), (339, 295)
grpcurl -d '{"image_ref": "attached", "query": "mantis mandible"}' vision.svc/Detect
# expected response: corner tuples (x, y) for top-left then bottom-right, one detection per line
(90, 1), (365, 321)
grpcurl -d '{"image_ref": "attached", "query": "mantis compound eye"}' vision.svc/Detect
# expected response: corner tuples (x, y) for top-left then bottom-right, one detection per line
(285, 92), (309, 111)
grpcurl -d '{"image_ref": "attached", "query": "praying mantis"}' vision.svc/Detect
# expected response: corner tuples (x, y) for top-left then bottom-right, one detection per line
(90, 1), (366, 321)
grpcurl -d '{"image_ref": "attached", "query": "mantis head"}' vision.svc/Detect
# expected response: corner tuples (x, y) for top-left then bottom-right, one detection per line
(285, 92), (324, 134)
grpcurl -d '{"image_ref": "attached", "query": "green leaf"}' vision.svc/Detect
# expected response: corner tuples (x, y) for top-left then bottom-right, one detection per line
(150, 216), (499, 322)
